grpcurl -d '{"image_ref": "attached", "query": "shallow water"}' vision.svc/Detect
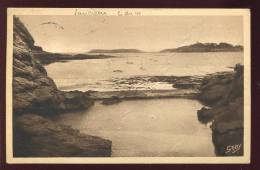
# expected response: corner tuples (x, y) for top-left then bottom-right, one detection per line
(47, 52), (241, 156)
(56, 99), (215, 157)
(45, 52), (243, 91)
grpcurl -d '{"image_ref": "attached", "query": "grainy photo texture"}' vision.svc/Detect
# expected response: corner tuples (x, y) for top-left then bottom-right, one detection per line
(6, 8), (250, 164)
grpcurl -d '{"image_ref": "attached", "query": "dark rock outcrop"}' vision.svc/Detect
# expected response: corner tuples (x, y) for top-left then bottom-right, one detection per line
(198, 71), (234, 105)
(13, 17), (61, 116)
(59, 91), (94, 111)
(172, 79), (200, 89)
(197, 107), (215, 123)
(14, 114), (111, 157)
(197, 64), (244, 156)
(102, 96), (122, 105)
(13, 16), (111, 157)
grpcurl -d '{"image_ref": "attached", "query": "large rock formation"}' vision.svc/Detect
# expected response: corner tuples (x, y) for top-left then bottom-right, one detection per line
(13, 16), (111, 157)
(197, 64), (244, 156)
(14, 114), (111, 157)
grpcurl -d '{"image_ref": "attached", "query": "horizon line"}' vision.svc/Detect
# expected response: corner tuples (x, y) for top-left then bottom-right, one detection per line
(44, 42), (244, 54)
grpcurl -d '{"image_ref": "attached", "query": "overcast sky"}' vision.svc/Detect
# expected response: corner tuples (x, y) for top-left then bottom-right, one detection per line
(19, 15), (243, 53)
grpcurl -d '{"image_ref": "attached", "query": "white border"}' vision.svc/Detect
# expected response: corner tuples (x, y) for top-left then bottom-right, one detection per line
(6, 8), (251, 164)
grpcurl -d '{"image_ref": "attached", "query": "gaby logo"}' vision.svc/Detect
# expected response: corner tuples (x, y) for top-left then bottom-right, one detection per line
(225, 144), (242, 154)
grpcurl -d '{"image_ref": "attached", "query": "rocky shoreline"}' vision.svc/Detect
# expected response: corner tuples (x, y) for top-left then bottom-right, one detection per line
(12, 16), (244, 157)
(84, 66), (244, 157)
(197, 64), (244, 156)
(13, 17), (111, 157)
(82, 73), (232, 101)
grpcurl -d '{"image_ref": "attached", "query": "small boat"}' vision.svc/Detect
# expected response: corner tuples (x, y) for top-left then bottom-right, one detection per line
(113, 70), (123, 73)
(140, 66), (145, 70)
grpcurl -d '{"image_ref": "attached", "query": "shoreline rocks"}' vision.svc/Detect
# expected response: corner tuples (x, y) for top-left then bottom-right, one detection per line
(86, 89), (199, 100)
(14, 114), (111, 157)
(58, 90), (94, 111)
(13, 16), (245, 158)
(198, 71), (234, 105)
(13, 16), (112, 157)
(197, 64), (244, 156)
(101, 96), (122, 105)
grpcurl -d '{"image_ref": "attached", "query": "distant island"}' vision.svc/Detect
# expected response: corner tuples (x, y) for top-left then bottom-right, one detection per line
(160, 42), (243, 53)
(88, 49), (144, 53)
(33, 51), (116, 65)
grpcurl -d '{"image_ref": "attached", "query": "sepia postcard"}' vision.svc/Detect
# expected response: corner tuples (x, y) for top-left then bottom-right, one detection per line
(6, 8), (251, 164)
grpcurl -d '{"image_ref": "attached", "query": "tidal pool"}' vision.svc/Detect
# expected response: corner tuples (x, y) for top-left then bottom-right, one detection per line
(56, 98), (215, 157)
